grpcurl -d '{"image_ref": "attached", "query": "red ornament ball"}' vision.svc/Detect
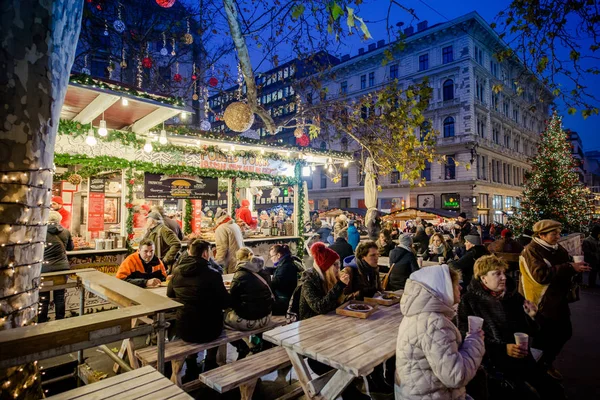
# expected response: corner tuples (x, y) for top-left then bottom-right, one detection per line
(128, 179), (135, 185)
(96, 3), (102, 10)
(156, 0), (176, 8)
(191, 74), (197, 81)
(142, 57), (153, 69)
(173, 73), (182, 82)
(209, 77), (218, 87)
(296, 134), (310, 147)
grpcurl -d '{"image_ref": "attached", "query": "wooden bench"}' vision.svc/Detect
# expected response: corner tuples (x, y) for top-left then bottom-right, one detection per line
(47, 365), (192, 400)
(181, 346), (296, 400)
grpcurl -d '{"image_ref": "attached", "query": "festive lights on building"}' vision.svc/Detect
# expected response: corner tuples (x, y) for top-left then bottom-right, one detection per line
(98, 113), (108, 136)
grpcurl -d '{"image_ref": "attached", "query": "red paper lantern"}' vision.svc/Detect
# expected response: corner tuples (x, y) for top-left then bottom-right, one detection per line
(209, 77), (218, 87)
(191, 74), (197, 81)
(142, 57), (153, 69)
(296, 134), (310, 147)
(173, 73), (182, 82)
(156, 0), (176, 7)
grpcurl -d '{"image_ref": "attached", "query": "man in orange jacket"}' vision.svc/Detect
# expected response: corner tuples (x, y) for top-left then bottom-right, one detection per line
(51, 196), (71, 230)
(116, 239), (167, 287)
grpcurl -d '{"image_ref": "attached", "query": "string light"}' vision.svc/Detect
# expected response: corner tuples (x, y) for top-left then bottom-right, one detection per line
(98, 112), (108, 136)
(122, 97), (129, 106)
(143, 138), (153, 153)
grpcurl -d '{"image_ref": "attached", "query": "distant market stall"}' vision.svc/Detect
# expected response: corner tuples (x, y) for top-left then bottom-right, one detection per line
(383, 207), (459, 228)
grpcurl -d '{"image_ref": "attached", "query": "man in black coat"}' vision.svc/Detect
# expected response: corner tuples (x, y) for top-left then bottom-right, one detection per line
(167, 239), (231, 380)
(269, 244), (302, 315)
(328, 229), (354, 263)
(386, 234), (419, 291)
(449, 234), (489, 290)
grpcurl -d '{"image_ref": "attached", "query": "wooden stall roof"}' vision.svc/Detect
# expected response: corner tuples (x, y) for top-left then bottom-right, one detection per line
(382, 207), (459, 221)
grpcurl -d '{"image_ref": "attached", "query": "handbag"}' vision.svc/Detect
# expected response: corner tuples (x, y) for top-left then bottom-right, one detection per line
(567, 276), (580, 303)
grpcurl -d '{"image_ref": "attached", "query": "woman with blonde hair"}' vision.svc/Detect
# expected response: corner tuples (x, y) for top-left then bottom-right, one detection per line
(425, 233), (452, 262)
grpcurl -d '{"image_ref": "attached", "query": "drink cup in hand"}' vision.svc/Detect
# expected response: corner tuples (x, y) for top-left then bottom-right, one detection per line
(514, 332), (529, 349)
(573, 255), (584, 263)
(468, 316), (484, 333)
(438, 256), (445, 264)
(417, 257), (423, 268)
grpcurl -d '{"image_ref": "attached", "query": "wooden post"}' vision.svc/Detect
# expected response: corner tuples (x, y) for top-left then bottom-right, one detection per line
(77, 286), (85, 365)
(156, 312), (166, 375)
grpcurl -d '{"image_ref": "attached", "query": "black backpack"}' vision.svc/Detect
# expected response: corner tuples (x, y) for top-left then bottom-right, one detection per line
(285, 283), (303, 323)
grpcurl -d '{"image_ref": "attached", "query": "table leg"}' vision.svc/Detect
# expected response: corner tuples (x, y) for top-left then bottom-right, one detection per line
(216, 344), (228, 365)
(113, 318), (140, 372)
(318, 369), (355, 400)
(285, 349), (316, 399)
(239, 380), (257, 400)
(157, 312), (166, 375)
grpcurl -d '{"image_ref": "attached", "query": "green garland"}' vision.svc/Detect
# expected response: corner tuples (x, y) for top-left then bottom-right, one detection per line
(53, 153), (300, 185)
(184, 200), (193, 235)
(231, 177), (239, 211)
(295, 163), (305, 257)
(125, 168), (135, 252)
(70, 74), (185, 107)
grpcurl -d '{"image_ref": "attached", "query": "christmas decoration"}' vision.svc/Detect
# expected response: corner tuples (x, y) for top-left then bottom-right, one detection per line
(191, 74), (197, 81)
(209, 77), (218, 87)
(171, 38), (176, 56)
(120, 48), (127, 68)
(113, 4), (126, 33)
(223, 102), (255, 132)
(68, 173), (83, 186)
(192, 94), (199, 101)
(156, 0), (176, 8)
(173, 73), (182, 82)
(509, 112), (594, 234)
(296, 134), (310, 147)
(200, 120), (211, 131)
(81, 68), (91, 75)
(120, 60), (127, 68)
(142, 57), (153, 69)
(103, 20), (109, 36)
(294, 127), (304, 138)
(160, 32), (168, 56)
(183, 18), (193, 44)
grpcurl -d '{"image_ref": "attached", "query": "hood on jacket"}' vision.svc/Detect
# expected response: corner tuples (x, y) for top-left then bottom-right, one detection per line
(238, 256), (265, 273)
(470, 244), (489, 258)
(401, 265), (455, 318)
(216, 215), (233, 226)
(47, 223), (64, 234)
(343, 255), (357, 268)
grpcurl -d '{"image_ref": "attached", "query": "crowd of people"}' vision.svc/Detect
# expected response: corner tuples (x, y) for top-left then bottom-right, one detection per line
(105, 208), (596, 399)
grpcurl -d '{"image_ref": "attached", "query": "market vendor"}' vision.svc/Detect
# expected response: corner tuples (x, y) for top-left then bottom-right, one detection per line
(236, 199), (255, 228)
(51, 196), (71, 230)
(116, 239), (167, 287)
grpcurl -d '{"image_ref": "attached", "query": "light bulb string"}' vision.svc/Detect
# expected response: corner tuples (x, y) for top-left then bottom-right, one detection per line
(0, 285), (41, 302)
(0, 182), (53, 191)
(0, 301), (39, 319)
(0, 241), (46, 249)
(0, 202), (52, 210)
(1, 260), (45, 271)
(0, 168), (55, 173)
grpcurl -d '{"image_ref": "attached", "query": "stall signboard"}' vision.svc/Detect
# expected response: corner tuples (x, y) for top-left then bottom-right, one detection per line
(144, 173), (218, 199)
(88, 178), (106, 232)
(191, 199), (203, 233)
(197, 153), (295, 177)
(441, 193), (460, 210)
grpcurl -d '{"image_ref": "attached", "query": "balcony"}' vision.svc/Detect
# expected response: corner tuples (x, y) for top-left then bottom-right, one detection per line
(428, 98), (461, 110)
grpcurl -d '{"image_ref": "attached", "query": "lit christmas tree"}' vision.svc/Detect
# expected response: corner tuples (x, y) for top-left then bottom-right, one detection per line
(510, 112), (593, 233)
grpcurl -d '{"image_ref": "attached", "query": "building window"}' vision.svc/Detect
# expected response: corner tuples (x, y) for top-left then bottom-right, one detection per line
(360, 74), (366, 89)
(493, 195), (503, 210)
(478, 194), (489, 208)
(340, 198), (351, 208)
(368, 72), (375, 87)
(420, 121), (431, 141)
(390, 64), (399, 79)
(341, 137), (349, 151)
(442, 46), (453, 64)
(419, 54), (429, 71)
(490, 61), (498, 77)
(474, 45), (484, 64)
(358, 166), (365, 186)
(320, 170), (327, 189)
(421, 161), (431, 181)
(491, 93), (499, 111)
(504, 134), (511, 148)
(442, 79), (454, 101)
(341, 81), (348, 94)
(477, 118), (485, 138)
(513, 108), (519, 123)
(443, 116), (455, 137)
(390, 170), (400, 184)
(492, 159), (497, 182)
(505, 196), (514, 210)
(493, 127), (500, 144)
(476, 79), (485, 102)
(445, 156), (456, 180)
(341, 168), (349, 187)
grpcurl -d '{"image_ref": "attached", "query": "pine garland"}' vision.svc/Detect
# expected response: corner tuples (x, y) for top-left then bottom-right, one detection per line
(184, 200), (193, 235)
(510, 112), (593, 234)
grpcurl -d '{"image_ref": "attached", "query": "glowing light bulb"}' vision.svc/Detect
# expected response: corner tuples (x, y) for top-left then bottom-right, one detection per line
(159, 129), (168, 145)
(98, 120), (108, 137)
(181, 112), (187, 120)
(344, 161), (349, 168)
(143, 139), (153, 153)
(122, 97), (129, 106)
(85, 129), (97, 146)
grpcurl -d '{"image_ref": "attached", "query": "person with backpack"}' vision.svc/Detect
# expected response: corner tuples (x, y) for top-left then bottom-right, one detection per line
(268, 244), (302, 315)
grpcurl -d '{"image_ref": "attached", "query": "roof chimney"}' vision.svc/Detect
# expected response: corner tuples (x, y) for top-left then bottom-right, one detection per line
(368, 43), (376, 51)
(358, 48), (365, 55)
(404, 26), (414, 36)
(377, 39), (385, 48)
(417, 21), (428, 31)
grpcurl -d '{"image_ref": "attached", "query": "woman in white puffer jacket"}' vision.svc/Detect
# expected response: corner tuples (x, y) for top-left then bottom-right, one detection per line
(395, 265), (485, 399)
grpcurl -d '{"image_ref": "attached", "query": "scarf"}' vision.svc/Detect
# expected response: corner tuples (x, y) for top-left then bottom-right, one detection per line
(216, 216), (232, 230)
(480, 281), (505, 298)
(533, 236), (559, 251)
(399, 244), (414, 253)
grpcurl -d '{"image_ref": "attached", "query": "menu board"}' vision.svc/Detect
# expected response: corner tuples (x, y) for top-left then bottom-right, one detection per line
(88, 178), (105, 231)
(144, 173), (218, 200)
(191, 199), (203, 233)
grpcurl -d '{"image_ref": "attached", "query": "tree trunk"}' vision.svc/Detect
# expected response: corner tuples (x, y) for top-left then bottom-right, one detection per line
(0, 1), (84, 398)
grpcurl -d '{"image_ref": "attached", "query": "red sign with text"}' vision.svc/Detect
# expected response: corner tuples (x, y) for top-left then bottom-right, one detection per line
(88, 192), (105, 232)
(191, 199), (203, 233)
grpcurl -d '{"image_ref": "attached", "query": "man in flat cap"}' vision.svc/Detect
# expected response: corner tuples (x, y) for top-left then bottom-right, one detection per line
(520, 219), (591, 380)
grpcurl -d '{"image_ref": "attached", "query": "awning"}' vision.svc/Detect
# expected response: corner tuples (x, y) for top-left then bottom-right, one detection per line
(382, 207), (459, 221)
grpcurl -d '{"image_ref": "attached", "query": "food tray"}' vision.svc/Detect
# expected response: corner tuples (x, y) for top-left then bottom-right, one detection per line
(336, 300), (377, 319)
(364, 291), (403, 306)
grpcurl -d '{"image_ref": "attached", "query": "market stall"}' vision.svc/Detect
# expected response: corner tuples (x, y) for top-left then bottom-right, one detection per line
(382, 207), (459, 230)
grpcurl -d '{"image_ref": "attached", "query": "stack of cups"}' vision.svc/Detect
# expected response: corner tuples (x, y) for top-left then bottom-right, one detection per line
(514, 332), (529, 350)
(468, 316), (484, 333)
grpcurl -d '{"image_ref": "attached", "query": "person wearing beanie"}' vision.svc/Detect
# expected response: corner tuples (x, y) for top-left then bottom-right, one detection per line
(328, 228), (354, 263)
(152, 205), (184, 240)
(454, 212), (472, 240)
(51, 195), (71, 230)
(520, 219), (591, 380)
(214, 210), (244, 273)
(449, 234), (489, 291)
(488, 228), (524, 254)
(386, 234), (419, 291)
(39, 210), (74, 323)
(142, 210), (181, 270)
(235, 199), (255, 228)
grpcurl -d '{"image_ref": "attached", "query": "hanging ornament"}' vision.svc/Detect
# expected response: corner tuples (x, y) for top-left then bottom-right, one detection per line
(173, 73), (182, 82)
(81, 54), (91, 75)
(200, 120), (211, 131)
(142, 57), (153, 68)
(107, 63), (114, 79)
(120, 48), (127, 68)
(294, 127), (304, 138)
(223, 102), (255, 132)
(209, 77), (218, 87)
(68, 174), (83, 186)
(160, 32), (168, 56)
(156, 0), (176, 7)
(192, 94), (199, 101)
(171, 38), (176, 56)
(296, 134), (310, 147)
(183, 18), (194, 44)
(191, 74), (197, 81)
(113, 3), (126, 33)
(236, 63), (244, 101)
(103, 20), (109, 36)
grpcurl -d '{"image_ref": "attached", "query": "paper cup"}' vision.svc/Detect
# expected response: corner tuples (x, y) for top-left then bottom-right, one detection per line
(417, 257), (423, 268)
(438, 256), (445, 264)
(573, 255), (584, 263)
(514, 332), (529, 349)
(468, 316), (484, 333)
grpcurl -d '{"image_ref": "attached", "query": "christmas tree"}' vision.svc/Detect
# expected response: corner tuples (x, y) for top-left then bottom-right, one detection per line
(510, 112), (593, 233)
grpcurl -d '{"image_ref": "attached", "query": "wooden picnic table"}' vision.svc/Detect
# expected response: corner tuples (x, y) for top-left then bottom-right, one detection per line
(264, 303), (403, 400)
(47, 365), (192, 400)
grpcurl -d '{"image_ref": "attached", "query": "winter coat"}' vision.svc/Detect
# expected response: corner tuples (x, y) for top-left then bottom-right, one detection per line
(316, 226), (332, 243)
(487, 238), (524, 254)
(167, 254), (231, 343)
(57, 207), (71, 230)
(328, 237), (354, 264)
(377, 240), (395, 257)
(333, 220), (347, 238)
(519, 238), (575, 321)
(230, 258), (274, 320)
(347, 224), (360, 250)
(236, 205), (253, 226)
(43, 224), (74, 273)
(116, 253), (166, 287)
(449, 245), (489, 289)
(299, 268), (347, 320)
(367, 217), (381, 241)
(271, 254), (302, 314)
(344, 257), (382, 300)
(458, 277), (539, 372)
(413, 230), (430, 256)
(214, 216), (244, 273)
(142, 223), (182, 267)
(582, 234), (600, 268)
(387, 246), (419, 291)
(424, 243), (453, 262)
(395, 266), (485, 400)
(163, 216), (184, 241)
(456, 220), (472, 240)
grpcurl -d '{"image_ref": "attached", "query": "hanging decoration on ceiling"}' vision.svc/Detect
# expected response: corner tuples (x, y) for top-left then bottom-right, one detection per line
(107, 62), (114, 79)
(171, 38), (176, 56)
(183, 18), (194, 44)
(120, 48), (127, 68)
(191, 62), (199, 100)
(296, 134), (310, 147)
(200, 86), (211, 130)
(293, 95), (306, 138)
(156, 0), (177, 8)
(142, 42), (152, 69)
(113, 3), (126, 33)
(103, 19), (109, 36)
(223, 63), (254, 132)
(208, 64), (218, 87)
(173, 62), (182, 82)
(160, 32), (168, 56)
(68, 173), (83, 186)
(81, 54), (91, 75)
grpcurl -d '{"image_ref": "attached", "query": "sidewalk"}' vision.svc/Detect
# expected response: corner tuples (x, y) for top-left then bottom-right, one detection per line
(556, 287), (600, 399)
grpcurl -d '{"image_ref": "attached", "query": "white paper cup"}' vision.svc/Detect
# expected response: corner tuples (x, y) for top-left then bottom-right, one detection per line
(573, 255), (584, 263)
(514, 332), (529, 349)
(417, 257), (423, 268)
(468, 316), (484, 333)
(438, 256), (445, 264)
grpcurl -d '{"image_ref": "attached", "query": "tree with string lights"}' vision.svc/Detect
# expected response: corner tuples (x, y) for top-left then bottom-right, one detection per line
(510, 112), (593, 234)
